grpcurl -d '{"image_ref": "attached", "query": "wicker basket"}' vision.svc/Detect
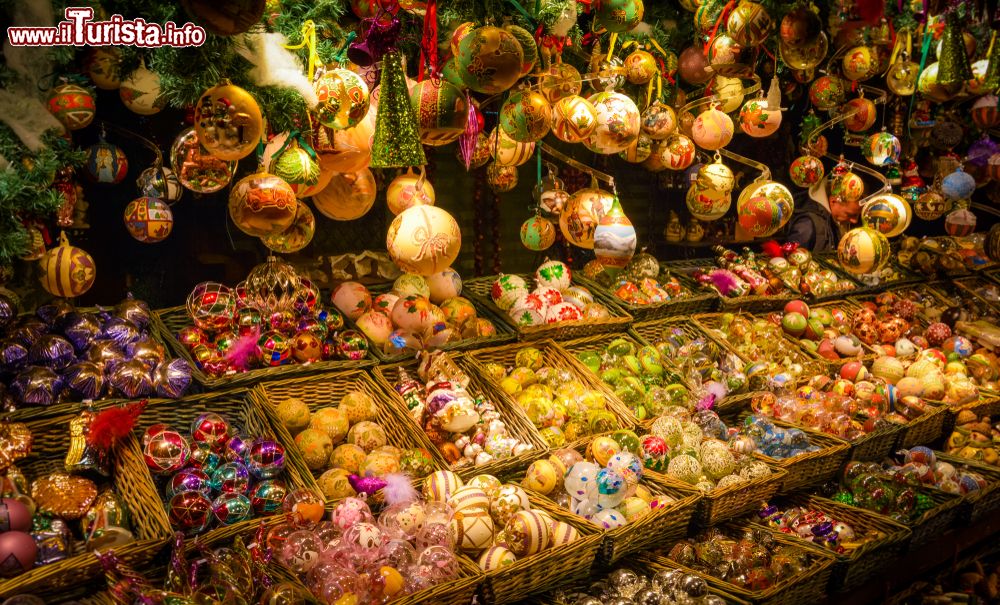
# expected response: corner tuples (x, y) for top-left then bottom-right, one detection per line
(462, 274), (633, 342)
(815, 253), (922, 290)
(935, 452), (1000, 526)
(572, 268), (718, 321)
(692, 313), (826, 379)
(641, 524), (835, 605)
(152, 306), (377, 388)
(748, 494), (911, 593)
(463, 340), (638, 446)
(777, 300), (882, 371)
(952, 276), (1000, 311)
(477, 495), (601, 604)
(249, 370), (443, 492)
(371, 354), (548, 480)
(650, 465), (787, 528)
(903, 488), (963, 548)
(746, 420), (851, 493)
(0, 414), (172, 599)
(895, 403), (950, 450)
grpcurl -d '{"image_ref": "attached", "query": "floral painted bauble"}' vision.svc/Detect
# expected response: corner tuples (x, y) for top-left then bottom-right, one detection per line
(808, 76), (846, 111)
(641, 102), (677, 140)
(789, 155), (825, 188)
(593, 197), (637, 270)
(837, 227), (891, 275)
(491, 274), (529, 310)
(409, 79), (467, 146)
(456, 26), (524, 95)
(193, 81), (264, 161)
(387, 168), (435, 215)
(914, 191), (951, 221)
(520, 216), (556, 251)
(268, 138), (321, 196)
(38, 234), (96, 298)
(842, 97), (877, 132)
(47, 83), (96, 130)
(687, 184), (732, 221)
(829, 171), (865, 203)
(624, 50), (657, 84)
(917, 62), (960, 103)
(841, 46), (880, 81)
(737, 180), (794, 237)
(738, 98), (781, 138)
(944, 208), (977, 237)
(861, 131), (901, 166)
(487, 162), (519, 193)
(489, 128), (535, 167)
(506, 23), (538, 76)
(539, 62), (583, 103)
(584, 92), (641, 155)
(228, 172), (297, 237)
(499, 89), (552, 143)
(657, 134), (696, 171)
(124, 197), (173, 243)
(861, 193), (911, 238)
(972, 95), (1000, 130)
(551, 96), (598, 143)
(315, 69), (370, 131)
(560, 187), (614, 249)
(727, 1), (772, 47)
(386, 205), (461, 276)
(537, 260), (572, 290)
(85, 141), (128, 184)
(691, 106), (734, 150)
(314, 169), (378, 221)
(332, 281), (372, 320)
(941, 167), (977, 201)
(170, 127), (235, 194)
(593, 0), (644, 33)
(120, 63), (165, 115)
(262, 200), (316, 253)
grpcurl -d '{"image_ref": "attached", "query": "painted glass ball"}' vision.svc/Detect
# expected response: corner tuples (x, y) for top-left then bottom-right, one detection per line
(551, 95), (598, 143)
(47, 83), (96, 130)
(386, 205), (462, 276)
(687, 184), (732, 221)
(738, 98), (781, 138)
(456, 26), (524, 95)
(861, 193), (911, 238)
(640, 102), (677, 140)
(712, 75), (745, 112)
(520, 216), (557, 251)
(624, 49), (657, 84)
(593, 0), (644, 33)
(691, 106), (734, 150)
(86, 141), (128, 184)
(124, 196), (173, 243)
(941, 167), (976, 201)
(737, 180), (794, 236)
(539, 62), (583, 103)
(829, 171), (865, 203)
(972, 94), (999, 129)
(559, 187), (614, 249)
(584, 92), (641, 155)
(727, 0), (772, 47)
(789, 155), (825, 188)
(409, 79), (467, 146)
(837, 227), (891, 275)
(499, 89), (552, 143)
(658, 134), (696, 171)
(808, 76), (846, 111)
(489, 128), (535, 167)
(914, 191), (951, 221)
(842, 97), (877, 132)
(944, 208), (977, 237)
(862, 131), (901, 166)
(841, 45), (880, 81)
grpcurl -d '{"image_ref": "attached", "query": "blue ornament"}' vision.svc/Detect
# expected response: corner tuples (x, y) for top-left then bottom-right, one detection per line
(941, 167), (976, 201)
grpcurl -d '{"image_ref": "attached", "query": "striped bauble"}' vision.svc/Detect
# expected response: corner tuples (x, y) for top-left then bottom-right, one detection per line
(38, 233), (96, 297)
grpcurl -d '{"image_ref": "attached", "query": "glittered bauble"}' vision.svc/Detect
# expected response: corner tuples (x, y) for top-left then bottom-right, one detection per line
(489, 128), (535, 167)
(85, 140), (128, 184)
(228, 171), (297, 237)
(499, 89), (552, 143)
(84, 47), (122, 90)
(584, 92), (641, 155)
(737, 180), (794, 236)
(789, 155), (825, 188)
(641, 102), (677, 140)
(539, 62), (583, 103)
(624, 50), (658, 84)
(830, 170), (865, 203)
(861, 193), (911, 238)
(691, 106), (734, 151)
(842, 97), (877, 132)
(186, 282), (236, 332)
(944, 208), (977, 237)
(842, 46), (880, 82)
(119, 63), (165, 115)
(941, 167), (976, 201)
(520, 216), (557, 251)
(193, 81), (263, 161)
(808, 76), (846, 111)
(917, 62), (961, 103)
(594, 0), (644, 32)
(487, 162), (519, 193)
(315, 69), (370, 131)
(551, 95), (598, 143)
(336, 330), (369, 360)
(837, 227), (891, 274)
(313, 169), (378, 221)
(727, 1), (772, 47)
(123, 197), (173, 243)
(386, 205), (461, 276)
(262, 200), (316, 253)
(409, 79), (467, 146)
(244, 256), (301, 315)
(739, 98), (781, 137)
(594, 197), (637, 270)
(170, 127), (235, 193)
(38, 233), (96, 298)
(914, 191), (950, 221)
(862, 131), (901, 166)
(47, 83), (96, 131)
(268, 138), (321, 196)
(456, 26), (524, 95)
(560, 187), (615, 249)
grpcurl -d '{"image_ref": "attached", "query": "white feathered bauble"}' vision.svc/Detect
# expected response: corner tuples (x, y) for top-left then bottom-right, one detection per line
(235, 32), (319, 107)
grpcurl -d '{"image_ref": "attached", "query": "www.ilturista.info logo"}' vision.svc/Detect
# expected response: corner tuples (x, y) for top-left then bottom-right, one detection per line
(8, 7), (206, 47)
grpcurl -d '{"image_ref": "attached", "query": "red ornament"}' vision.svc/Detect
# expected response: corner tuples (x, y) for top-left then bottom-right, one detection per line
(0, 531), (36, 577)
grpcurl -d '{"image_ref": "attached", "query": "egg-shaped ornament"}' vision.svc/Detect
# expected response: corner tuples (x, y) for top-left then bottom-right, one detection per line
(972, 95), (1000, 130)
(47, 83), (96, 130)
(837, 227), (891, 274)
(262, 200), (316, 253)
(712, 75), (745, 113)
(738, 97), (782, 138)
(136, 166), (183, 204)
(500, 89), (552, 143)
(315, 69), (371, 130)
(489, 128), (535, 167)
(780, 31), (829, 71)
(38, 232), (96, 298)
(85, 139), (128, 184)
(942, 166), (977, 201)
(170, 127), (235, 194)
(487, 162), (519, 193)
(737, 180), (794, 236)
(789, 155), (825, 188)
(624, 50), (658, 84)
(119, 62), (165, 115)
(124, 197), (173, 243)
(387, 168), (435, 215)
(520, 215), (557, 251)
(687, 183), (732, 221)
(409, 79), (467, 146)
(551, 95), (598, 143)
(658, 134), (696, 171)
(560, 186), (615, 249)
(861, 193), (911, 238)
(808, 75), (846, 111)
(914, 190), (951, 221)
(691, 105), (734, 151)
(194, 81), (263, 161)
(917, 62), (961, 103)
(539, 62), (583, 103)
(313, 169), (378, 221)
(584, 92), (641, 154)
(593, 0), (644, 32)
(727, 1), (773, 47)
(641, 102), (677, 140)
(944, 208), (977, 237)
(842, 97), (877, 132)
(228, 172), (298, 237)
(456, 26), (524, 95)
(842, 46), (880, 82)
(862, 131), (901, 166)
(387, 205), (461, 276)
(593, 197), (637, 272)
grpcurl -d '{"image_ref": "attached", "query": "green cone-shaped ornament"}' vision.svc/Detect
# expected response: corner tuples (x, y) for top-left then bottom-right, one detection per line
(370, 50), (426, 168)
(937, 13), (973, 86)
(983, 33), (1000, 93)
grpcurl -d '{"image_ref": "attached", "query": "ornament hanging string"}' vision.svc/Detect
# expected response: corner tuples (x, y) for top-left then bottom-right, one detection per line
(704, 0), (739, 56)
(910, 26), (934, 140)
(418, 0), (440, 80)
(98, 120), (163, 169)
(283, 20), (319, 83)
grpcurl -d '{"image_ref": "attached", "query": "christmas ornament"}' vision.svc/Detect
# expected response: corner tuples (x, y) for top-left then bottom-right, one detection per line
(267, 135), (321, 197)
(620, 135), (652, 163)
(886, 53), (919, 96)
(84, 47), (122, 90)
(862, 131), (901, 166)
(691, 105), (734, 150)
(262, 200), (315, 253)
(410, 79), (467, 146)
(914, 191), (950, 221)
(780, 31), (829, 70)
(594, 0), (644, 32)
(937, 14), (973, 87)
(313, 169), (378, 221)
(228, 172), (298, 237)
(829, 167), (865, 203)
(124, 197), (173, 243)
(499, 89), (552, 143)
(489, 128), (535, 167)
(536, 176), (570, 219)
(244, 256), (301, 315)
(941, 166), (976, 201)
(387, 167), (435, 215)
(944, 208), (977, 236)
(780, 6), (821, 47)
(186, 282), (236, 331)
(641, 102), (677, 140)
(551, 95), (598, 143)
(657, 134), (696, 171)
(456, 26), (524, 94)
(315, 68), (371, 130)
(38, 232), (96, 298)
(861, 193), (911, 238)
(371, 51), (426, 168)
(708, 34), (743, 65)
(624, 49), (658, 84)
(678, 46), (710, 84)
(808, 76), (846, 111)
(737, 180), (794, 237)
(790, 155), (825, 187)
(837, 227), (891, 274)
(727, 1), (772, 47)
(169, 127), (235, 193)
(136, 166), (183, 204)
(842, 46), (880, 81)
(47, 83), (96, 130)
(194, 81), (263, 161)
(119, 62), (164, 115)
(539, 62), (583, 103)
(917, 63), (960, 102)
(739, 97), (781, 138)
(560, 186), (614, 249)
(520, 215), (556, 251)
(712, 75), (745, 113)
(584, 91), (640, 154)
(842, 97), (877, 132)
(85, 139), (128, 184)
(386, 206), (461, 276)
(972, 95), (1000, 129)
(594, 197), (637, 272)
(314, 118), (375, 174)
(486, 162), (518, 193)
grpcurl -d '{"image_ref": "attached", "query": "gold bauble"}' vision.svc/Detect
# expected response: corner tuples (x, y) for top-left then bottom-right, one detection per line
(386, 206), (462, 276)
(727, 1), (773, 47)
(313, 115), (375, 174)
(841, 46), (880, 82)
(456, 25), (524, 95)
(712, 75), (745, 113)
(886, 59), (919, 96)
(387, 168), (435, 215)
(38, 233), (96, 298)
(489, 128), (535, 167)
(624, 50), (658, 84)
(551, 95), (599, 143)
(779, 31), (828, 70)
(228, 171), (298, 236)
(917, 62), (961, 103)
(539, 63), (583, 103)
(313, 169), (378, 221)
(487, 162), (519, 193)
(194, 82), (264, 161)
(559, 187), (614, 248)
(262, 200), (316, 253)
(708, 34), (743, 66)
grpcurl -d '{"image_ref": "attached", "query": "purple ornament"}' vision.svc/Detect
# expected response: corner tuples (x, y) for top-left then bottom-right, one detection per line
(153, 358), (192, 399)
(64, 361), (106, 400)
(101, 317), (141, 348)
(27, 334), (75, 370)
(62, 312), (103, 352)
(86, 340), (124, 367)
(967, 137), (1000, 167)
(245, 438), (286, 479)
(108, 359), (154, 398)
(223, 434), (249, 462)
(115, 295), (152, 331)
(8, 322), (44, 348)
(0, 340), (29, 374)
(11, 366), (63, 406)
(35, 300), (73, 326)
(167, 469), (211, 498)
(0, 294), (16, 331)
(348, 473), (387, 496)
(126, 337), (167, 369)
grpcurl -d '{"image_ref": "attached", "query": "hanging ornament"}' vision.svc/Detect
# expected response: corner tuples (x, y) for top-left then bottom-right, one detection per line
(312, 119), (375, 174)
(736, 180), (794, 236)
(136, 166), (183, 204)
(937, 13), (974, 87)
(641, 102), (677, 140)
(841, 46), (880, 82)
(829, 164), (865, 203)
(386, 205), (461, 276)
(842, 96), (877, 132)
(505, 23), (538, 76)
(584, 92), (641, 154)
(85, 139), (128, 184)
(886, 52), (919, 96)
(560, 185), (615, 248)
(914, 190), (951, 220)
(487, 162), (519, 193)
(808, 75), (846, 111)
(47, 83), (96, 131)
(780, 6), (821, 47)
(455, 26), (524, 94)
(713, 75), (745, 113)
(861, 130), (901, 166)
(124, 197), (173, 243)
(268, 135), (321, 196)
(489, 128), (535, 167)
(941, 166), (976, 200)
(678, 46), (710, 85)
(917, 63), (961, 102)
(944, 207), (977, 236)
(539, 63), (583, 103)
(551, 95), (599, 143)
(738, 92), (782, 138)
(698, 159), (735, 193)
(84, 47), (122, 90)
(262, 200), (316, 253)
(119, 62), (165, 116)
(657, 134), (696, 171)
(620, 135), (653, 163)
(244, 256), (302, 315)
(789, 154), (825, 188)
(315, 69), (371, 131)
(313, 169), (378, 221)
(624, 49), (658, 84)
(460, 132), (491, 171)
(691, 104), (734, 151)
(861, 193), (911, 237)
(169, 127), (235, 194)
(535, 173), (570, 219)
(38, 232), (96, 298)
(409, 79), (468, 146)
(727, 1), (773, 47)
(592, 55), (626, 91)
(499, 89), (552, 143)
(594, 196), (637, 272)
(972, 95), (1000, 129)
(228, 172), (298, 237)
(387, 167), (434, 215)
(520, 215), (557, 251)
(687, 161), (734, 220)
(708, 34), (743, 66)
(193, 81), (263, 161)
(695, 0), (726, 34)
(594, 0), (644, 32)
(837, 227), (891, 274)
(779, 31), (829, 71)
(371, 50), (427, 168)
